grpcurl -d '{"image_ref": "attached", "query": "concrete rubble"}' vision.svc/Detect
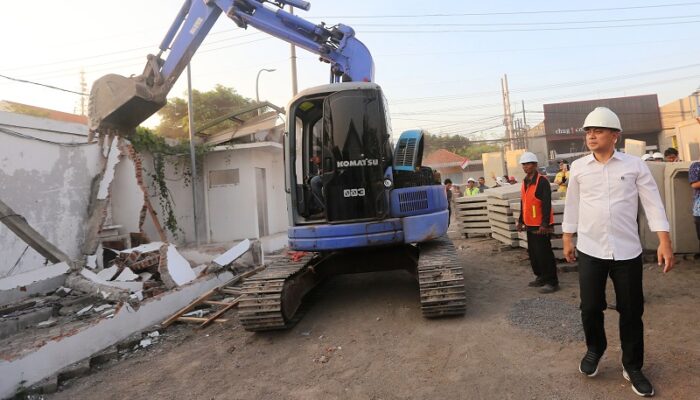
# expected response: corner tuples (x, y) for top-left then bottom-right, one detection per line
(0, 238), (264, 398)
(0, 125), (269, 398)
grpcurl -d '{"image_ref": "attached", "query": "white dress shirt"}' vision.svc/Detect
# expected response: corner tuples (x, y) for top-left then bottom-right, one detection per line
(562, 151), (669, 260)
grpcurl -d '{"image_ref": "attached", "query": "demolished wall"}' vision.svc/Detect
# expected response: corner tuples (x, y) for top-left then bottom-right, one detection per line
(0, 111), (101, 276)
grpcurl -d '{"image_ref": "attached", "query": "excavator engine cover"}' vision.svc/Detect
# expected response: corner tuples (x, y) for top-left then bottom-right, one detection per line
(88, 74), (166, 134)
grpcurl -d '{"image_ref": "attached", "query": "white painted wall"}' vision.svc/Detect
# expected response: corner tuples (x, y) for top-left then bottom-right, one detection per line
(203, 143), (288, 243)
(249, 146), (288, 235)
(0, 111), (101, 276)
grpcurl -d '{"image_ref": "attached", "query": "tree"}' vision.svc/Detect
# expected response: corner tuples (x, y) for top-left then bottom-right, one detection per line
(156, 84), (256, 139)
(423, 132), (500, 161)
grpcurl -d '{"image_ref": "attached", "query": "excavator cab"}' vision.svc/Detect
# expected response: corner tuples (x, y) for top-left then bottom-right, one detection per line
(286, 82), (393, 225)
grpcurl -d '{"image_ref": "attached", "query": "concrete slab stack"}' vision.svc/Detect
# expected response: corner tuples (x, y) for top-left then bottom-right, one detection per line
(483, 185), (521, 247)
(454, 194), (490, 238)
(513, 200), (569, 259)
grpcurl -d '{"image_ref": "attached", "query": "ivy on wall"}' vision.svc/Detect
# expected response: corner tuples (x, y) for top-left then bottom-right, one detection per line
(129, 127), (209, 238)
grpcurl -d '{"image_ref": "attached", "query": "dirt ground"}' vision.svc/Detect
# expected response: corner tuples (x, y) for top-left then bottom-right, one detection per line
(49, 235), (700, 400)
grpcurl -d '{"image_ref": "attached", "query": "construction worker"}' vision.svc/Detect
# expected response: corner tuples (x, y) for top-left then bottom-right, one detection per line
(477, 176), (489, 193)
(444, 178), (453, 225)
(464, 178), (480, 196)
(563, 106), (673, 397)
(554, 160), (570, 198)
(516, 151), (558, 294)
(663, 147), (680, 162)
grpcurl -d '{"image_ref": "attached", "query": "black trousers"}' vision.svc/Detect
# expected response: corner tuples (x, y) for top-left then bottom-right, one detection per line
(526, 230), (558, 285)
(578, 251), (644, 371)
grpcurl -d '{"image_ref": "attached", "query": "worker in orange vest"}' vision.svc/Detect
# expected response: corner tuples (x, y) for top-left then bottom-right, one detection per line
(516, 152), (558, 293)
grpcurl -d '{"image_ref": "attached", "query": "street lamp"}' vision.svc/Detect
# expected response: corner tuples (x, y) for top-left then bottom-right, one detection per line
(256, 68), (276, 115)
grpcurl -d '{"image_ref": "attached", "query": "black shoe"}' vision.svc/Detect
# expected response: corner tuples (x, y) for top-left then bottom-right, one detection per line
(623, 369), (654, 397)
(528, 278), (545, 287)
(539, 283), (559, 294)
(579, 351), (602, 377)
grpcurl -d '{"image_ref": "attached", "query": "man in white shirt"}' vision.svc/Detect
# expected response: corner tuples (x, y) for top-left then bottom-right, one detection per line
(562, 107), (674, 398)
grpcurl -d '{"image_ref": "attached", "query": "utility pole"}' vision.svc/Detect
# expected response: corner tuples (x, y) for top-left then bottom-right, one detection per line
(289, 5), (299, 96)
(186, 64), (200, 246)
(79, 69), (87, 116)
(501, 74), (514, 151)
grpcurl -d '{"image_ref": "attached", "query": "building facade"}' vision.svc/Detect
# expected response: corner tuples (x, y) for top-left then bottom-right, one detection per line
(543, 94), (662, 156)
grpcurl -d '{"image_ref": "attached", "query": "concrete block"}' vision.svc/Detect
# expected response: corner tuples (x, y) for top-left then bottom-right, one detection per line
(0, 307), (53, 340)
(487, 204), (513, 215)
(0, 270), (236, 398)
(455, 202), (489, 210)
(455, 194), (488, 203)
(213, 239), (250, 267)
(96, 265), (119, 281)
(460, 228), (492, 235)
(488, 213), (515, 224)
(490, 226), (519, 239)
(0, 262), (69, 306)
(491, 232), (519, 247)
(114, 268), (138, 282)
(490, 220), (516, 232)
(462, 221), (492, 228)
(456, 209), (489, 216)
(159, 245), (196, 287)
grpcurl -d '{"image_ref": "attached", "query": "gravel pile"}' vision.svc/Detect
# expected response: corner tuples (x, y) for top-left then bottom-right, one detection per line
(508, 297), (584, 343)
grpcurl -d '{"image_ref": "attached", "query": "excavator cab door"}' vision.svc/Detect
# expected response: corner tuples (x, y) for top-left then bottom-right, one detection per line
(321, 89), (391, 223)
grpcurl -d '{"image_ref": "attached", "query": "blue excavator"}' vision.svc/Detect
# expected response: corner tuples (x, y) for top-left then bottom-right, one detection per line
(89, 0), (466, 331)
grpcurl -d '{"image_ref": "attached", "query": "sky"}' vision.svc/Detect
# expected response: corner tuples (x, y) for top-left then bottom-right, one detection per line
(1, 0), (700, 141)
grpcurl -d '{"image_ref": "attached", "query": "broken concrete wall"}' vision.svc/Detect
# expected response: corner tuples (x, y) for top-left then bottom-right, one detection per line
(0, 111), (102, 277)
(141, 152), (205, 245)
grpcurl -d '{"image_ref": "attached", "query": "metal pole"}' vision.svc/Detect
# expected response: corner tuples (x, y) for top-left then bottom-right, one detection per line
(186, 63), (200, 246)
(290, 5), (299, 95)
(256, 68), (276, 115)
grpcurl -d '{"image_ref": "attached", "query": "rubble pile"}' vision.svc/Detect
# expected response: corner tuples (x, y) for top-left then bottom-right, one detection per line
(76, 242), (198, 303)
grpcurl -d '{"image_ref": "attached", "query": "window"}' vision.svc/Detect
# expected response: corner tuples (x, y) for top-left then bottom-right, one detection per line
(209, 169), (239, 188)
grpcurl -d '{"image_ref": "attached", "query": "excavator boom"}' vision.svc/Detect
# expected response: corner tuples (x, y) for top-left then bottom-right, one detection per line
(88, 0), (373, 135)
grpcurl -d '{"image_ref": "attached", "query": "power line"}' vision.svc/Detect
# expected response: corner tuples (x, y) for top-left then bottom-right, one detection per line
(317, 2), (700, 18)
(361, 19), (700, 33)
(0, 74), (86, 96)
(352, 14), (700, 27)
(0, 126), (95, 146)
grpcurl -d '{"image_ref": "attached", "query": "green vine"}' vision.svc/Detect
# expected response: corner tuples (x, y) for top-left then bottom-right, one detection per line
(130, 127), (210, 238)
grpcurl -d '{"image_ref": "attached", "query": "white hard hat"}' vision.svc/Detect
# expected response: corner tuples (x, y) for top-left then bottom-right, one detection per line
(519, 152), (539, 164)
(652, 152), (664, 160)
(582, 107), (623, 132)
(641, 154), (652, 161)
(467, 177), (476, 182)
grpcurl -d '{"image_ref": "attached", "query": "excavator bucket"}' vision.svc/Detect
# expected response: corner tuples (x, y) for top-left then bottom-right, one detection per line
(88, 74), (166, 135)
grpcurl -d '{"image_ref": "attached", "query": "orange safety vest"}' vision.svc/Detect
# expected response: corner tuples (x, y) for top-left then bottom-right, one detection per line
(521, 174), (554, 227)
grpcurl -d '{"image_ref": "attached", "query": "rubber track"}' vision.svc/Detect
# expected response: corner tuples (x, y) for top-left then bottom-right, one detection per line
(417, 236), (467, 317)
(238, 254), (314, 331)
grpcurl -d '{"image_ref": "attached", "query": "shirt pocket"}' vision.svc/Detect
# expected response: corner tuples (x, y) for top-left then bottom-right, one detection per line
(611, 171), (637, 197)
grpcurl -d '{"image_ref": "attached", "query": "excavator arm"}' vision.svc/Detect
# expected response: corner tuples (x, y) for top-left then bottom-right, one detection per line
(88, 0), (374, 135)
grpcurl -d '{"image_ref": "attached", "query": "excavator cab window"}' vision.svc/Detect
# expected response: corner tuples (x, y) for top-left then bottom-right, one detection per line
(289, 97), (326, 221)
